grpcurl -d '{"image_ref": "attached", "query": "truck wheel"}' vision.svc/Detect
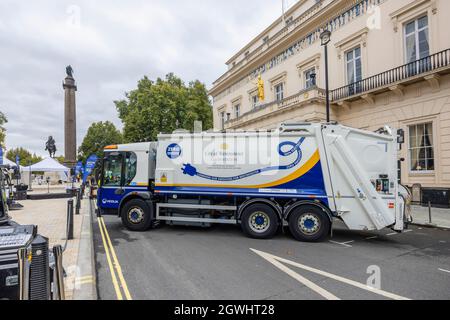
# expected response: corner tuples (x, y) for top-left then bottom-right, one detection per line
(121, 199), (153, 232)
(241, 204), (279, 239)
(288, 205), (330, 242)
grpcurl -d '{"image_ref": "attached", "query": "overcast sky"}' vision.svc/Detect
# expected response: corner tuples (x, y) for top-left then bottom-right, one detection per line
(0, 0), (296, 157)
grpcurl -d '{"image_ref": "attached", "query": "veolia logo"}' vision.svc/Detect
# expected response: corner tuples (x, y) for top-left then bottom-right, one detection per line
(166, 143), (182, 159)
(102, 198), (119, 205)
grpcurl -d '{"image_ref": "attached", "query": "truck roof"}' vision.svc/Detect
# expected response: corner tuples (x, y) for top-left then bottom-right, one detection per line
(104, 142), (154, 152)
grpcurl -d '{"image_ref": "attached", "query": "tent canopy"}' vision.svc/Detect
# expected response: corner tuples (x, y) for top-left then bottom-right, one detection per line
(21, 157), (70, 173)
(2, 157), (18, 167)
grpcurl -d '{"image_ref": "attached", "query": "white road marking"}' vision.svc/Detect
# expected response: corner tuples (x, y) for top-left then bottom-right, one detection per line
(365, 236), (378, 240)
(438, 268), (450, 274)
(251, 249), (410, 301)
(251, 249), (339, 300)
(329, 240), (354, 248)
(386, 232), (398, 236)
(403, 230), (413, 233)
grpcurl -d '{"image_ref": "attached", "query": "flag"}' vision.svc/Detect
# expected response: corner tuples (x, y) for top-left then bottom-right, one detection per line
(15, 155), (20, 166)
(83, 155), (98, 183)
(0, 148), (3, 165)
(75, 161), (83, 176)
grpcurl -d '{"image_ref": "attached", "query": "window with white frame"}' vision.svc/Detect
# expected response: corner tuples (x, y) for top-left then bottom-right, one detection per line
(404, 16), (429, 63)
(409, 122), (434, 172)
(346, 47), (362, 85)
(275, 83), (284, 101)
(251, 95), (258, 108)
(234, 103), (240, 119)
(304, 67), (316, 89)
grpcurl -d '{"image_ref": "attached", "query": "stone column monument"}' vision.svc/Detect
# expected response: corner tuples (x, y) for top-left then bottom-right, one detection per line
(63, 65), (77, 168)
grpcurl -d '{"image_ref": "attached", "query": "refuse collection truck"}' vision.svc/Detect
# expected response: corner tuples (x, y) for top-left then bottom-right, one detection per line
(97, 123), (410, 242)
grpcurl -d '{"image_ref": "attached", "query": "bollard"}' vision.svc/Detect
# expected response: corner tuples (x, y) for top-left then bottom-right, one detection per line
(75, 190), (81, 215)
(428, 201), (433, 224)
(67, 199), (74, 240)
(52, 245), (66, 300)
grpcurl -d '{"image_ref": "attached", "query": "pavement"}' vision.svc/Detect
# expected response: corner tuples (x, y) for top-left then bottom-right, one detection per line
(9, 194), (94, 300)
(411, 205), (450, 229)
(93, 203), (450, 300)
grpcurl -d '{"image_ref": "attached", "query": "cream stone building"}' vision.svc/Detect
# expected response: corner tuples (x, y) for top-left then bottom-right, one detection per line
(209, 0), (450, 206)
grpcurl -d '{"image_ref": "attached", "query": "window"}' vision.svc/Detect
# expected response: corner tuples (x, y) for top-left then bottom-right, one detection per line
(275, 83), (284, 101)
(251, 95), (259, 108)
(346, 47), (362, 84)
(103, 153), (122, 186)
(234, 104), (240, 119)
(304, 67), (316, 89)
(404, 16), (429, 63)
(409, 123), (434, 172)
(404, 16), (430, 75)
(124, 152), (137, 185)
(220, 111), (226, 129)
(346, 47), (362, 95)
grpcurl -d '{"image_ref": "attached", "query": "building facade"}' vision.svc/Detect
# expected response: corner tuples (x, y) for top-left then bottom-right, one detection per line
(209, 0), (450, 204)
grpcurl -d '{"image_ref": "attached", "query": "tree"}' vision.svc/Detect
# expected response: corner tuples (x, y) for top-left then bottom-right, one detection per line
(78, 121), (123, 162)
(55, 155), (65, 164)
(115, 73), (213, 143)
(0, 111), (7, 148)
(6, 147), (42, 166)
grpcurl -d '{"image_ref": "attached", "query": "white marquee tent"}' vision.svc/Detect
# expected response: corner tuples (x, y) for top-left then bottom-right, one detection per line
(21, 157), (70, 183)
(2, 157), (18, 167)
(21, 157), (70, 173)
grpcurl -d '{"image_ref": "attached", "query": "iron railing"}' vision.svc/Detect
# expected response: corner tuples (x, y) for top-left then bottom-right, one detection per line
(331, 49), (450, 101)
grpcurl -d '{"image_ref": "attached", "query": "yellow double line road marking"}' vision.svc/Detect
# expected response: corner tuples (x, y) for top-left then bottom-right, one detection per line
(95, 203), (132, 300)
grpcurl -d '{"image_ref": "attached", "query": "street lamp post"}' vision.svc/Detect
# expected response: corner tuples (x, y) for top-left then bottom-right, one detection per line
(320, 29), (332, 123)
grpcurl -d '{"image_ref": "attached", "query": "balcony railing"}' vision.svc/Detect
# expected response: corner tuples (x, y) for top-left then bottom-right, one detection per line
(331, 49), (450, 102)
(224, 86), (325, 129)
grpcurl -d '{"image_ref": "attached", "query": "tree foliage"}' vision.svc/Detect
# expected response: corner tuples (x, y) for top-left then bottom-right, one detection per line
(6, 147), (42, 166)
(0, 111), (8, 148)
(78, 121), (123, 162)
(115, 73), (213, 143)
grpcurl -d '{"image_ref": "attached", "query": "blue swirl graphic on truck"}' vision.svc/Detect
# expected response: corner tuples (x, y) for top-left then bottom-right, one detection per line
(181, 137), (305, 182)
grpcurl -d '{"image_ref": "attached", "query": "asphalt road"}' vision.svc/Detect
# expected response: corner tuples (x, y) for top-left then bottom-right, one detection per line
(92, 205), (450, 300)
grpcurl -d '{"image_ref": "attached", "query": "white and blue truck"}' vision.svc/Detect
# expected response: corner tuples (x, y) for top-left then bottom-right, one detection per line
(97, 123), (411, 242)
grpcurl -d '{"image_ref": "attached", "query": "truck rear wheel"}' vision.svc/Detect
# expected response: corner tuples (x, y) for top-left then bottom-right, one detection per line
(288, 205), (330, 242)
(121, 199), (153, 232)
(240, 204), (279, 239)
(289, 205), (331, 242)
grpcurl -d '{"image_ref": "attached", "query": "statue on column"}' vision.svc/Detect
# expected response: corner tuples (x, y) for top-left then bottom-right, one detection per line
(66, 65), (74, 78)
(45, 136), (57, 158)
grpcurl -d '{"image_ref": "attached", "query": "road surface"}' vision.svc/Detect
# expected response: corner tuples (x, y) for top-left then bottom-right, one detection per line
(92, 202), (450, 300)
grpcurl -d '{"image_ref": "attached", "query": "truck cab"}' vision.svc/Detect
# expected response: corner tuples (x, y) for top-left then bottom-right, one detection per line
(97, 143), (156, 216)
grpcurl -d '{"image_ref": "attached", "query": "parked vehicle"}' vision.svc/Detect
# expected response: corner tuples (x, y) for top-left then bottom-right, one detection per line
(97, 123), (410, 242)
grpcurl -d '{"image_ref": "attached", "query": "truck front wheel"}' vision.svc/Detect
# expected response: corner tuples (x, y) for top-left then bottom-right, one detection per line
(121, 199), (153, 232)
(288, 205), (330, 242)
(240, 204), (279, 239)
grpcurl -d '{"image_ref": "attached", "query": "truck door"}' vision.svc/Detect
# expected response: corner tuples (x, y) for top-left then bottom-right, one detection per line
(98, 152), (124, 211)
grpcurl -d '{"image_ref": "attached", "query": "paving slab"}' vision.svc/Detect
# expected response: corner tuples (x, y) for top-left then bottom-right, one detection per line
(9, 197), (84, 300)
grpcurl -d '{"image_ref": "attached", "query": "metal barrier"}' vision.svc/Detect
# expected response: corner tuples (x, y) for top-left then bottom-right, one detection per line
(52, 245), (65, 300)
(18, 247), (30, 300)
